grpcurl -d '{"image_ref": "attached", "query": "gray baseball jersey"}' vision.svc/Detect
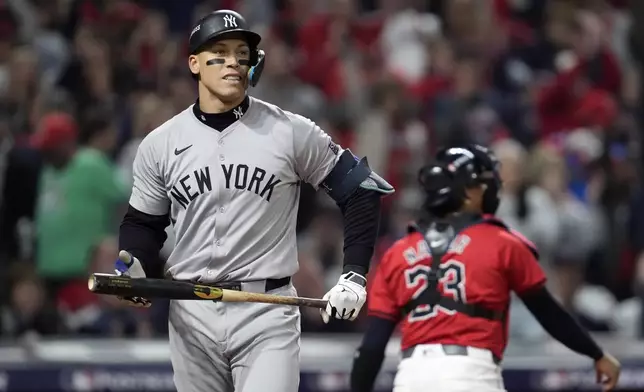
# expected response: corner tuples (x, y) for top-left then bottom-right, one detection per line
(129, 96), (344, 283)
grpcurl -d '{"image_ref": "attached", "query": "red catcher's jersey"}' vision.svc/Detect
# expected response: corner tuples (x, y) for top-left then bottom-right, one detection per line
(367, 219), (546, 360)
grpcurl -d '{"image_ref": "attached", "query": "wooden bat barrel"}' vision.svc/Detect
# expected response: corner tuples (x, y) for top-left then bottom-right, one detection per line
(88, 273), (223, 300)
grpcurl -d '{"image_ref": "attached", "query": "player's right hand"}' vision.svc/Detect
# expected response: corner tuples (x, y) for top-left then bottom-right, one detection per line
(595, 353), (621, 391)
(114, 250), (151, 308)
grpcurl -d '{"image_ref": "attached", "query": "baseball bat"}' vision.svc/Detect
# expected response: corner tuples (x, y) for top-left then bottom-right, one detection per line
(87, 273), (328, 309)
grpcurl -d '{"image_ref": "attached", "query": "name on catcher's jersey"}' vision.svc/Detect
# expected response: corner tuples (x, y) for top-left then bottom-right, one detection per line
(367, 221), (547, 360)
(129, 97), (343, 282)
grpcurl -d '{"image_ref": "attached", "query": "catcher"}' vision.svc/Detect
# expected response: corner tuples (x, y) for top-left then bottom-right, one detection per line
(351, 144), (621, 392)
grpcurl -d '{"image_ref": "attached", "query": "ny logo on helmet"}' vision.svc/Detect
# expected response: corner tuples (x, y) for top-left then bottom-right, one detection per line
(223, 15), (237, 28)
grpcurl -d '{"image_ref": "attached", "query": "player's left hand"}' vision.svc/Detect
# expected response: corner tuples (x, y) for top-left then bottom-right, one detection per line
(595, 352), (621, 392)
(321, 271), (367, 323)
(114, 250), (151, 308)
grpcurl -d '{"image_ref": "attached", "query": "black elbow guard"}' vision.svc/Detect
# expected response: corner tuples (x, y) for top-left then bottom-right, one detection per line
(321, 150), (395, 204)
(351, 348), (386, 392)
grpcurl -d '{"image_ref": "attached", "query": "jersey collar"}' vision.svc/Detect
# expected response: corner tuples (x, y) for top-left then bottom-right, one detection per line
(192, 95), (250, 132)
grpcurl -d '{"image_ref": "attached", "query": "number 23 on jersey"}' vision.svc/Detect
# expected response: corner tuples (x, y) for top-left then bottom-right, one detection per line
(402, 236), (469, 322)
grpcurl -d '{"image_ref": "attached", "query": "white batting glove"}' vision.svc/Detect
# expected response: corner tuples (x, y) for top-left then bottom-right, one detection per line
(320, 271), (367, 323)
(114, 250), (151, 308)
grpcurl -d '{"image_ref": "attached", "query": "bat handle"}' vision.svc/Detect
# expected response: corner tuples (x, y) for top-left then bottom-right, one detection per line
(220, 290), (328, 309)
(297, 298), (328, 309)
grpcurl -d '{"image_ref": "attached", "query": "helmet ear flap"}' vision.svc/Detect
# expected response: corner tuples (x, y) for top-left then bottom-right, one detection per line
(418, 161), (466, 217)
(418, 162), (451, 195)
(248, 49), (265, 87)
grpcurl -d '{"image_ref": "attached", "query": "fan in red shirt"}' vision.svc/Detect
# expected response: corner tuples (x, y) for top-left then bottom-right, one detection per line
(351, 144), (621, 392)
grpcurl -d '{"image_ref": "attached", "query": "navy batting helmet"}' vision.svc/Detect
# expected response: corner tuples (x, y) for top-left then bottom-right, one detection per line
(418, 145), (500, 217)
(188, 10), (265, 87)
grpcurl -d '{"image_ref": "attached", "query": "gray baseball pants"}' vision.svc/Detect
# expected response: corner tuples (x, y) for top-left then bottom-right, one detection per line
(168, 282), (301, 392)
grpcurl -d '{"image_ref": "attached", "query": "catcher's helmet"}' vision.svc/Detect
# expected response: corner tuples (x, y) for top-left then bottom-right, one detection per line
(464, 144), (502, 214)
(188, 10), (265, 87)
(418, 145), (499, 217)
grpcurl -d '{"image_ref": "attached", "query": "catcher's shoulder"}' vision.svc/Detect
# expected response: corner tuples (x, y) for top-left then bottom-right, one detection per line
(382, 229), (426, 263)
(486, 221), (540, 259)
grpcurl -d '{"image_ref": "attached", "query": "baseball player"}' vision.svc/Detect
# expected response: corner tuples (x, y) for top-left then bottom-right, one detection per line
(350, 144), (621, 392)
(113, 10), (394, 392)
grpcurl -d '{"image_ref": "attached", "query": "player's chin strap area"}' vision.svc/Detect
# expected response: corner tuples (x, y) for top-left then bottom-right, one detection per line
(401, 218), (506, 322)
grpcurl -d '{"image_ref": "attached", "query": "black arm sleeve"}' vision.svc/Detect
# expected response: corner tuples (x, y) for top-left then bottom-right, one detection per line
(351, 316), (397, 392)
(520, 286), (604, 360)
(337, 188), (383, 276)
(119, 205), (170, 278)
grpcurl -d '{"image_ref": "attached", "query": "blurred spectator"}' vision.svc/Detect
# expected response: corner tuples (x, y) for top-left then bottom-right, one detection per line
(0, 110), (41, 266)
(493, 139), (560, 267)
(528, 143), (604, 315)
(57, 27), (116, 118)
(536, 9), (622, 138)
(167, 72), (197, 115)
(2, 45), (39, 137)
(0, 263), (63, 338)
(432, 54), (508, 148)
(443, 0), (500, 60)
(633, 186), (644, 338)
(0, 13), (15, 97)
(252, 36), (327, 123)
(408, 37), (453, 101)
(379, 1), (441, 86)
(587, 132), (640, 300)
(354, 78), (421, 187)
(32, 111), (129, 297)
(124, 9), (177, 91)
(295, 0), (379, 114)
(6, 0), (71, 89)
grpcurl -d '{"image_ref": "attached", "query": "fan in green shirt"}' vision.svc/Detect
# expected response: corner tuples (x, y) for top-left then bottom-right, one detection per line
(32, 112), (129, 283)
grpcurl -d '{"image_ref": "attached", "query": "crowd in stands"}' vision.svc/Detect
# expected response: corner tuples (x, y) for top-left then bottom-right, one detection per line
(0, 0), (643, 341)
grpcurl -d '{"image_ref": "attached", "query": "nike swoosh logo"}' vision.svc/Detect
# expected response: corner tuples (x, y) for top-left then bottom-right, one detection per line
(174, 145), (193, 156)
(430, 239), (446, 248)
